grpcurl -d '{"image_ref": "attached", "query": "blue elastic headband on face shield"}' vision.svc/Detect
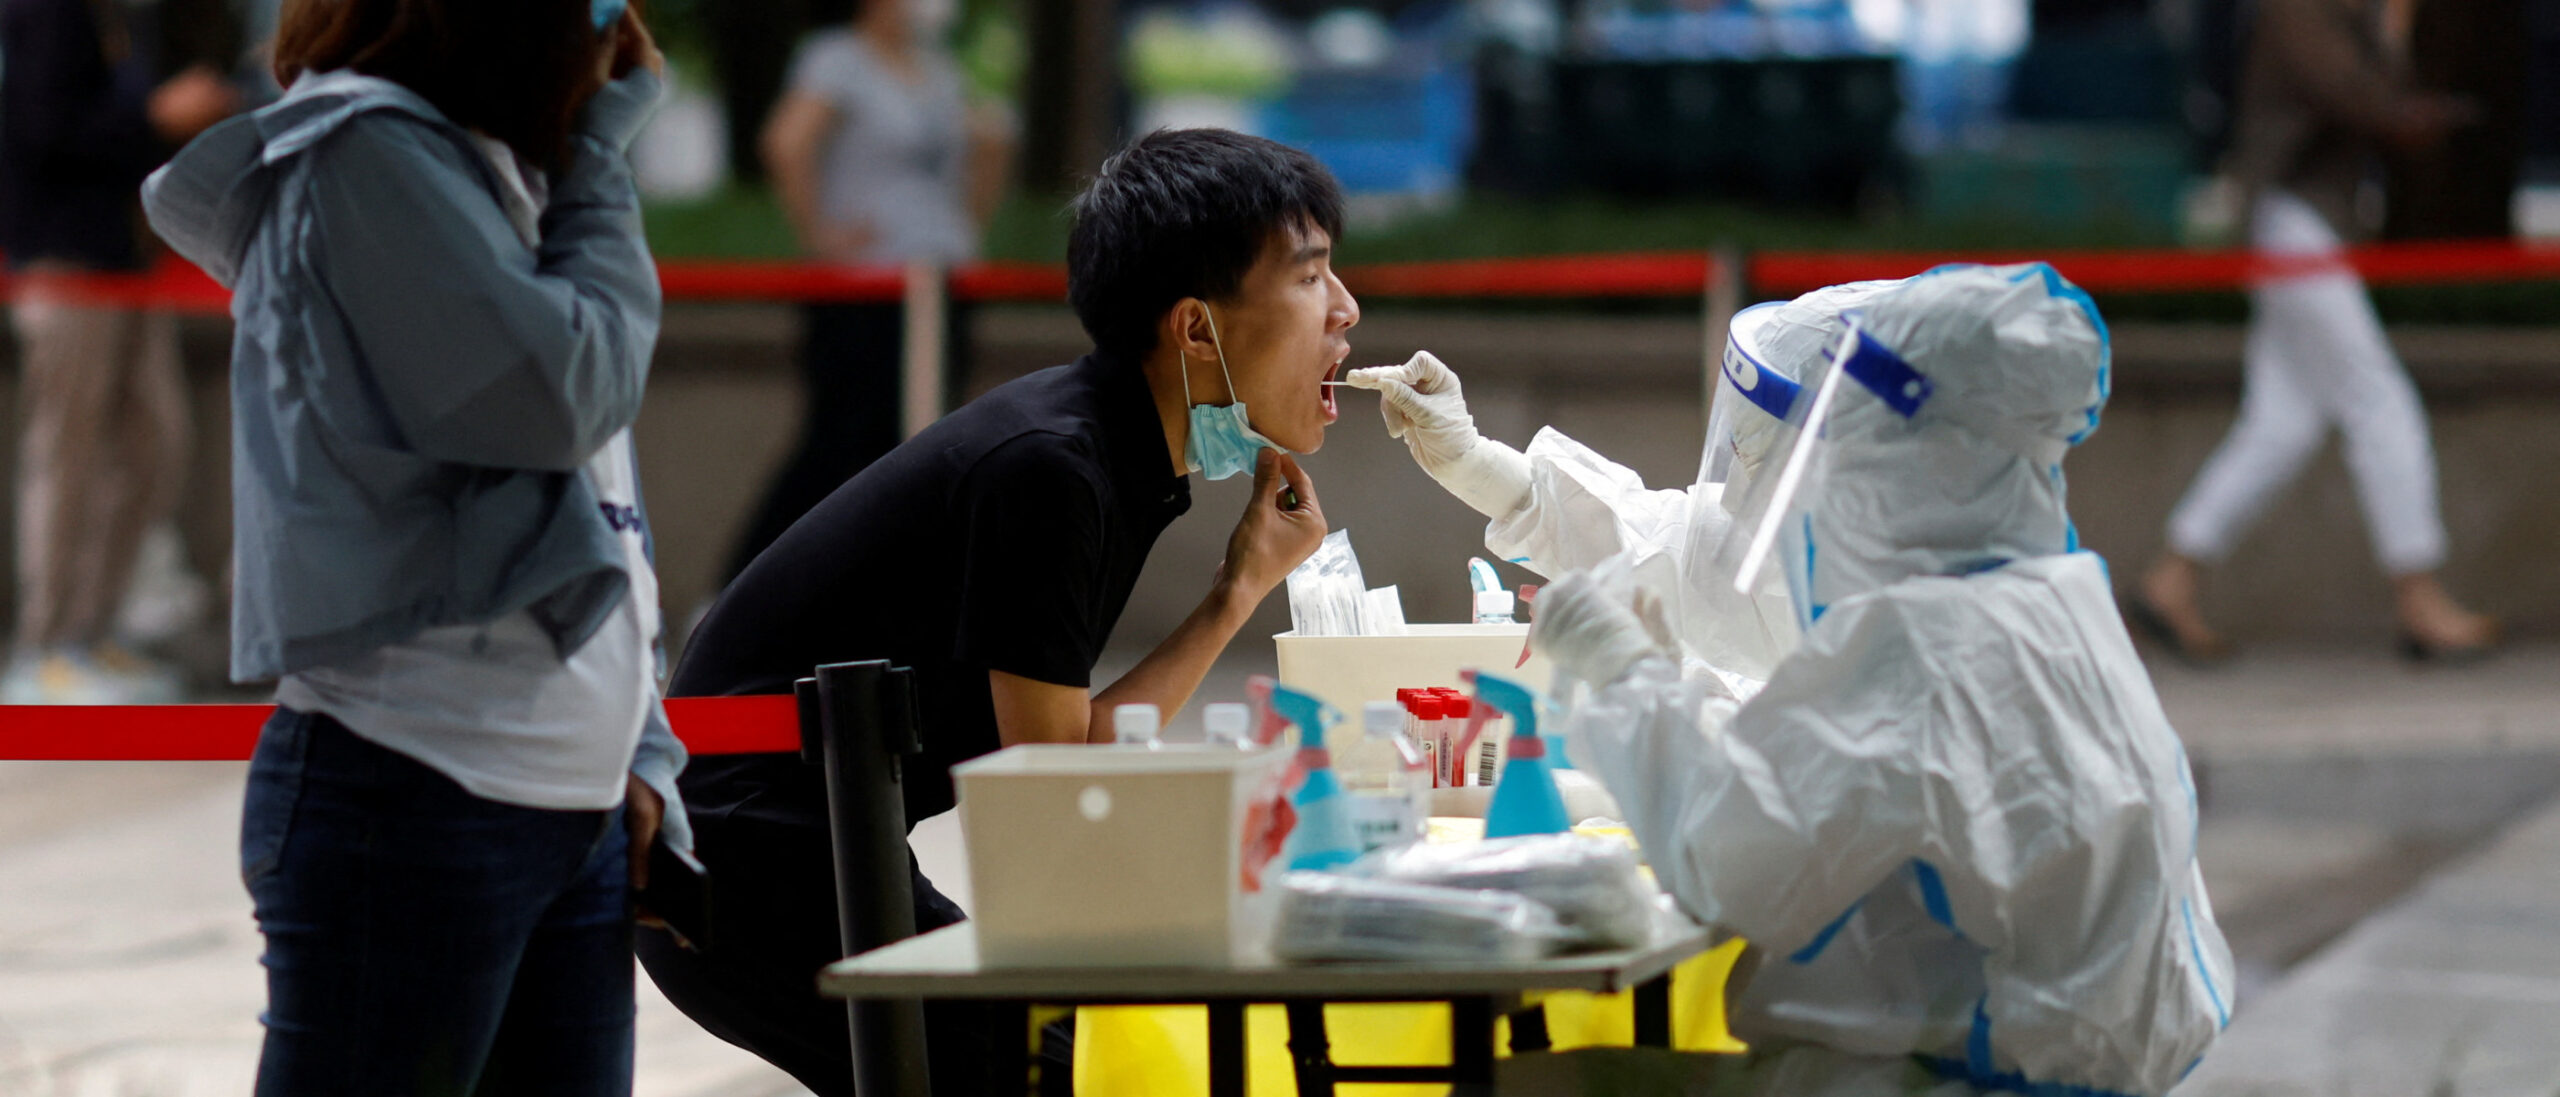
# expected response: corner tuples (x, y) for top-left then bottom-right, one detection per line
(1840, 328), (1934, 419)
(592, 0), (627, 32)
(1721, 310), (1804, 421)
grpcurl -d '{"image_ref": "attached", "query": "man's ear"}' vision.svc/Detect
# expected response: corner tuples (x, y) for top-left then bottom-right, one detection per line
(1162, 297), (1218, 366)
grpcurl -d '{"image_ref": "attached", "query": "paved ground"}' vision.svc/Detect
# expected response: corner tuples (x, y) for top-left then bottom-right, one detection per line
(2177, 795), (2560, 1097)
(2, 642), (2556, 1096)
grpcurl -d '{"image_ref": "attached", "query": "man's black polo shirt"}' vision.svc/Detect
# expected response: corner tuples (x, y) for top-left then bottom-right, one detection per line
(672, 351), (1191, 831)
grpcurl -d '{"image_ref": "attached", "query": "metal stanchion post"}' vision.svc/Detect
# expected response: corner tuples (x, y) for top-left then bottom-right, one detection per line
(902, 262), (948, 440)
(1701, 244), (1742, 427)
(809, 661), (930, 1097)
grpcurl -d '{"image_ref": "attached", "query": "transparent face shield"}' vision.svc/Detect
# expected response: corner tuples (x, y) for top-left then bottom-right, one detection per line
(1705, 315), (1868, 619)
(1698, 303), (1799, 502)
(1708, 313), (1951, 629)
(1669, 304), (1809, 680)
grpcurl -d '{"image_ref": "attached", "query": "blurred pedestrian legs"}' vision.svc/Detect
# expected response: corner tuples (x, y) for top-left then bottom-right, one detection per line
(5, 280), (191, 702)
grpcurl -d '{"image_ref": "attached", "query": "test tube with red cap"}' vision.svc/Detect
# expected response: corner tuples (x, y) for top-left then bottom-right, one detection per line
(1410, 692), (1446, 787)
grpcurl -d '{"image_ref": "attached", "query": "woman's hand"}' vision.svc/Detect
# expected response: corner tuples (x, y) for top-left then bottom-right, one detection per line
(604, 8), (663, 84)
(812, 218), (879, 264)
(625, 774), (665, 927)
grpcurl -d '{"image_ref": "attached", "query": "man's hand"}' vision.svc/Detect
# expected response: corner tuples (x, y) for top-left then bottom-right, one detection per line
(1221, 450), (1326, 602)
(147, 66), (239, 144)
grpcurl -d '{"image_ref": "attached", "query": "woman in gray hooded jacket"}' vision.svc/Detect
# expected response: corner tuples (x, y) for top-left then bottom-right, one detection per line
(140, 0), (683, 1092)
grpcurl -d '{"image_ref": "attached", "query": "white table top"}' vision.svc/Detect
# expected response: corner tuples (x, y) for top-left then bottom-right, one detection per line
(817, 921), (1715, 1003)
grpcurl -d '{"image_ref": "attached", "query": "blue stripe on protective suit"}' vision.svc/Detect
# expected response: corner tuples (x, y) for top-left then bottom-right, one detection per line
(1787, 899), (1864, 965)
(1912, 999), (2150, 1097)
(2184, 897), (2230, 1028)
(1917, 1053), (2150, 1097)
(1911, 860), (1957, 929)
(2006, 263), (2111, 445)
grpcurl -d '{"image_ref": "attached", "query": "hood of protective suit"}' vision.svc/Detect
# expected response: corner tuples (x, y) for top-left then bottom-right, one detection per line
(1670, 278), (1905, 680)
(1707, 279), (1908, 504)
(1783, 262), (2110, 621)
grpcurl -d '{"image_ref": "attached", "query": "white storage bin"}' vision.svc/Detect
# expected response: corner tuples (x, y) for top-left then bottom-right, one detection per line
(955, 744), (1289, 968)
(1273, 623), (1557, 721)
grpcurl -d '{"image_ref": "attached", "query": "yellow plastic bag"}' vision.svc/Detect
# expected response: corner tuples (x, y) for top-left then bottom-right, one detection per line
(1072, 938), (1747, 1096)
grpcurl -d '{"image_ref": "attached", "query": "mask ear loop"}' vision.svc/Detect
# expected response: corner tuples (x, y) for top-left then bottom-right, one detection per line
(1179, 313), (1197, 407)
(1203, 304), (1240, 404)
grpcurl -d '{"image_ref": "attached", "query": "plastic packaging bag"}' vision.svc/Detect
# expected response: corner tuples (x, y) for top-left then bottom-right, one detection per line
(1270, 871), (1574, 963)
(1362, 585), (1407, 636)
(1352, 834), (1659, 949)
(1286, 529), (1371, 637)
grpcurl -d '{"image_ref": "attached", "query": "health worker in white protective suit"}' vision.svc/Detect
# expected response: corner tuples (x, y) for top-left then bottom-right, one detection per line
(1346, 278), (1909, 688)
(1528, 264), (2235, 1095)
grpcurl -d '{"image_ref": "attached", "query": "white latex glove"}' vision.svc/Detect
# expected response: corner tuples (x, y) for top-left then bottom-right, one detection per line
(1529, 568), (1676, 689)
(1345, 351), (1532, 520)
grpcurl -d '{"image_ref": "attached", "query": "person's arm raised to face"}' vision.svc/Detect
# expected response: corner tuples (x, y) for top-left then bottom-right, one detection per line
(1086, 449), (1324, 738)
(984, 450), (1325, 746)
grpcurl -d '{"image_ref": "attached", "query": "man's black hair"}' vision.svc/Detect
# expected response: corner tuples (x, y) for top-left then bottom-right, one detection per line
(1068, 128), (1346, 359)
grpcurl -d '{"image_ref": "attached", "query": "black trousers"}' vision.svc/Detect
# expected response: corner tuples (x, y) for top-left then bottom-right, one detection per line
(635, 811), (994, 1097)
(721, 300), (973, 583)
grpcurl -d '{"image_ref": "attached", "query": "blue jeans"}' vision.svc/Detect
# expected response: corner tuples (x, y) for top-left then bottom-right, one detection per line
(242, 707), (636, 1097)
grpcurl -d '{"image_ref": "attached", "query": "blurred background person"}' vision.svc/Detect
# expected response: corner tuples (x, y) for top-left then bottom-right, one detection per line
(720, 0), (1015, 584)
(1, 0), (239, 703)
(2134, 0), (2501, 664)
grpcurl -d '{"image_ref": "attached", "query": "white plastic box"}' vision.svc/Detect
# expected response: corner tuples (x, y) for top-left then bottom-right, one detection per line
(1273, 623), (1557, 721)
(954, 744), (1289, 968)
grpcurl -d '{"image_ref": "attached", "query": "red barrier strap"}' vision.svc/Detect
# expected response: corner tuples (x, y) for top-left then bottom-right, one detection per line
(0, 695), (802, 762)
(1344, 252), (1716, 298)
(11, 239), (2560, 314)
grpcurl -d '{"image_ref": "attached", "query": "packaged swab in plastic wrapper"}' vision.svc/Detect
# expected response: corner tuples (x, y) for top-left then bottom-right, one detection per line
(1351, 834), (1660, 949)
(1361, 585), (1407, 636)
(1286, 529), (1369, 637)
(1270, 872), (1574, 963)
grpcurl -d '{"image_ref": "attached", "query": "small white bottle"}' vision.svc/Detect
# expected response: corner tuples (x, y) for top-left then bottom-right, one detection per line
(1474, 589), (1517, 625)
(1113, 703), (1163, 750)
(1202, 702), (1253, 750)
(1338, 700), (1430, 853)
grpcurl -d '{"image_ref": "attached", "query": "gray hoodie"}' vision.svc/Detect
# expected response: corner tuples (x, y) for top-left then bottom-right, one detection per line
(144, 69), (664, 681)
(141, 69), (689, 843)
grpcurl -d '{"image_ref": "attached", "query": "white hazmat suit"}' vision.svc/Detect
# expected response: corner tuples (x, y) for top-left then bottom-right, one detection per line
(1532, 264), (2235, 1094)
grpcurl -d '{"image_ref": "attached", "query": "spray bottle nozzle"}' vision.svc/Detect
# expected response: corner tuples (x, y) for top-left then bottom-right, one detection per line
(1452, 668), (1544, 785)
(1244, 675), (1295, 748)
(1257, 677), (1342, 752)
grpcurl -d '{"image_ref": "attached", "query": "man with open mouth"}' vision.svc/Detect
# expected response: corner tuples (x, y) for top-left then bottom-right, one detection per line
(638, 128), (1359, 1096)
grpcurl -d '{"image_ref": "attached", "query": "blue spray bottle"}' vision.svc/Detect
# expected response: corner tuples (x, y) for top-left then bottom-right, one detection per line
(1463, 669), (1572, 839)
(1271, 682), (1361, 872)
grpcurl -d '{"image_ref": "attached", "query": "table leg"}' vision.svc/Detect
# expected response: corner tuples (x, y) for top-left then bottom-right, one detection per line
(991, 1001), (1030, 1097)
(1508, 1003), (1552, 1054)
(1450, 997), (1497, 1096)
(1634, 972), (1674, 1048)
(1285, 1001), (1335, 1097)
(1208, 1001), (1248, 1097)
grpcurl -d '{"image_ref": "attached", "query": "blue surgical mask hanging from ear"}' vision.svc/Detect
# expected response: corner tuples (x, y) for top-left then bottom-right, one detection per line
(1182, 305), (1288, 480)
(592, 0), (627, 32)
